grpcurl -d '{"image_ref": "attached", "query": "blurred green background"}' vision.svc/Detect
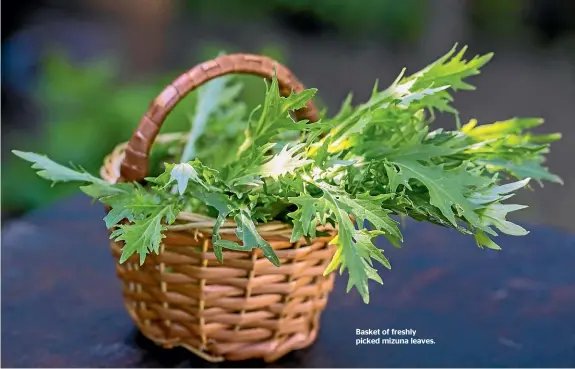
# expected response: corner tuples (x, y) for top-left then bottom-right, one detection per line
(2, 43), (288, 214)
(2, 0), (575, 228)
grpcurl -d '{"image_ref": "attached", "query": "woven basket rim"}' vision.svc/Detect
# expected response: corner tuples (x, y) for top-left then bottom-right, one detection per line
(100, 133), (333, 237)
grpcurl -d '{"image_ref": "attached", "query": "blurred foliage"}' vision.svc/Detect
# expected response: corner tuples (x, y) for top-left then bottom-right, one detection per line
(2, 44), (298, 214)
(2, 53), (180, 213)
(184, 0), (545, 42)
(469, 0), (525, 37)
(185, 0), (427, 42)
(275, 0), (427, 41)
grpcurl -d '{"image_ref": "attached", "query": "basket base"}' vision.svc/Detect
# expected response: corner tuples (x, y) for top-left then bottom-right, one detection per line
(136, 322), (320, 363)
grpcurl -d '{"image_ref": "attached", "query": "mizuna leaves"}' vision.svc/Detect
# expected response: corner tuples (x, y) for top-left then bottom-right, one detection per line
(13, 44), (562, 304)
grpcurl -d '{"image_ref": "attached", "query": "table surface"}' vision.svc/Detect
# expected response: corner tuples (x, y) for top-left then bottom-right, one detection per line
(2, 194), (575, 368)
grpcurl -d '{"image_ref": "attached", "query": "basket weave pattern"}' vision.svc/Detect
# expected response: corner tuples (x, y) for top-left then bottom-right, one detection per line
(101, 55), (337, 362)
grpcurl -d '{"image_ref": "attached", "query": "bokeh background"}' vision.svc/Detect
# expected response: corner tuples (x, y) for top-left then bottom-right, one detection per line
(2, 0), (574, 230)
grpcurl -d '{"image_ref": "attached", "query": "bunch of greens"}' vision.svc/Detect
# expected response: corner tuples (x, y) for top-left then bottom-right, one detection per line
(14, 45), (562, 303)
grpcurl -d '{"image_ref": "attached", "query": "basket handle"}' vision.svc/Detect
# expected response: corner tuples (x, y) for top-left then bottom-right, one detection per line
(119, 53), (319, 182)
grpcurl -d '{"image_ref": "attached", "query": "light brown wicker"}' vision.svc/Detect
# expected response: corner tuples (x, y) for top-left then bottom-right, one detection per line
(100, 54), (337, 362)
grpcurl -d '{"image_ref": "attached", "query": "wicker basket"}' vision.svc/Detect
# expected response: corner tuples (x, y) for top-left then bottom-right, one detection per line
(100, 54), (338, 363)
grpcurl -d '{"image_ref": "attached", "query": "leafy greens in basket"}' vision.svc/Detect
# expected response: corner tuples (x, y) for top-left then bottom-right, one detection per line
(14, 45), (562, 303)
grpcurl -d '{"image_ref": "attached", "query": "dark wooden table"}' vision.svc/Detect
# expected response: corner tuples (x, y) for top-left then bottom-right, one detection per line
(2, 194), (575, 368)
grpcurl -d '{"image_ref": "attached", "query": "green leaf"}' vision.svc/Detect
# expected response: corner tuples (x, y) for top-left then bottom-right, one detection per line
(320, 186), (394, 304)
(480, 158), (563, 186)
(12, 150), (105, 185)
(79, 182), (138, 228)
(289, 194), (320, 236)
(80, 182), (133, 199)
(282, 88), (318, 112)
(238, 73), (318, 154)
(479, 203), (529, 237)
(385, 159), (488, 228)
(112, 205), (179, 264)
(212, 207), (280, 267)
(354, 229), (392, 270)
(461, 117), (544, 140)
(104, 205), (134, 229)
(287, 194), (331, 242)
(234, 208), (280, 266)
(473, 230), (502, 250)
(468, 178), (530, 205)
(336, 192), (402, 242)
(409, 44), (493, 92)
(12, 150), (140, 230)
(459, 118), (562, 185)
